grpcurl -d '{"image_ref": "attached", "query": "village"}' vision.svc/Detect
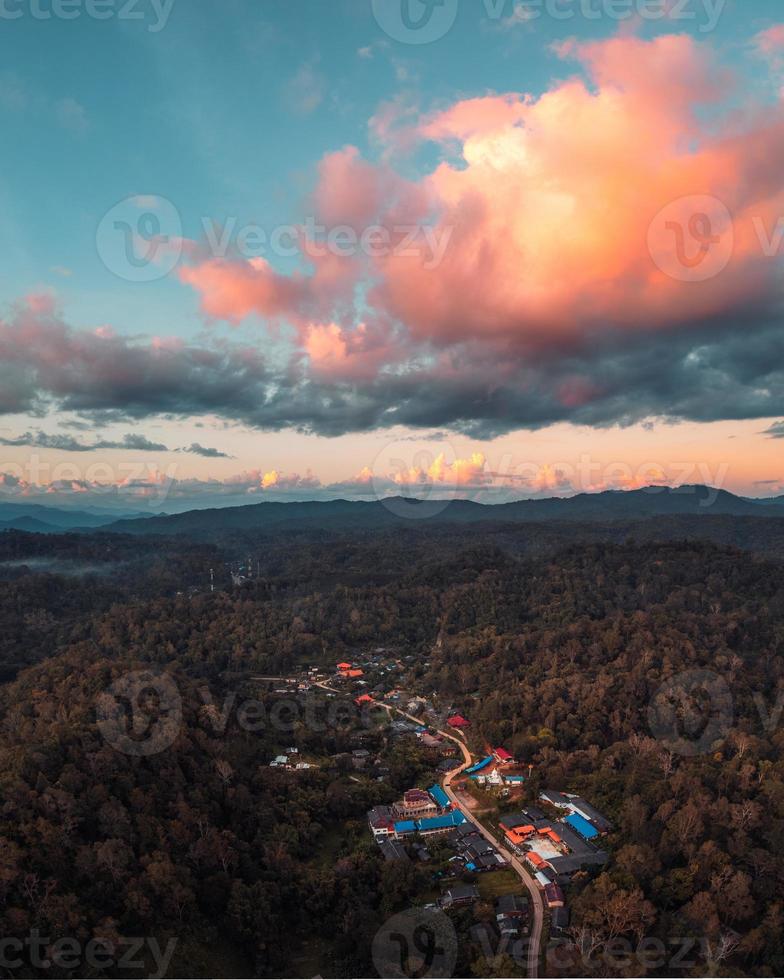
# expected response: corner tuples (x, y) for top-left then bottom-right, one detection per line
(256, 649), (614, 969)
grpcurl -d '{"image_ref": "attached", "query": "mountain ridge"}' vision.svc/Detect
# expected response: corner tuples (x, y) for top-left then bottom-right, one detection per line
(95, 484), (784, 536)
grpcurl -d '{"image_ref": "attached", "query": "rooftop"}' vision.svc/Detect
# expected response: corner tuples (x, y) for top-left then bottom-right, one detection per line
(379, 840), (410, 863)
(427, 784), (450, 809)
(565, 812), (600, 839)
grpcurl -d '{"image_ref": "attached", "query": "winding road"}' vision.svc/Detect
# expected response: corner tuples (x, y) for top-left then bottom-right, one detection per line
(311, 681), (545, 977)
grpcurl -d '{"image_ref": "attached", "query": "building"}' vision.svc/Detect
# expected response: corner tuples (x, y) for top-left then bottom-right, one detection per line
(550, 907), (570, 934)
(368, 805), (396, 839)
(464, 755), (493, 775)
(355, 693), (374, 707)
(501, 806), (609, 883)
(493, 747), (515, 765)
(447, 714), (470, 729)
(389, 719), (417, 736)
(539, 791), (612, 834)
(466, 852), (508, 872)
(441, 884), (479, 908)
(395, 789), (439, 819)
(497, 915), (520, 938)
(544, 883), (565, 909)
(379, 840), (410, 863)
(470, 768), (505, 787)
(565, 812), (600, 840)
(496, 895), (529, 919)
(393, 809), (468, 838)
(427, 784), (451, 810)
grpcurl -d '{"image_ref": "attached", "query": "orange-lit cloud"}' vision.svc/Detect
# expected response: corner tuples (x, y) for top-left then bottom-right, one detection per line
(5, 30), (784, 443)
(393, 452), (489, 487)
(179, 30), (784, 383)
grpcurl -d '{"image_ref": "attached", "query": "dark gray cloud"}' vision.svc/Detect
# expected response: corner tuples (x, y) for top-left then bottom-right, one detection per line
(762, 421), (784, 439)
(0, 431), (169, 452)
(2, 301), (784, 439)
(179, 443), (233, 459)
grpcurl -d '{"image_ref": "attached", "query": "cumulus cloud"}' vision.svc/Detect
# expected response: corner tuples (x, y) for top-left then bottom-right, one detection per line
(5, 30), (784, 441)
(171, 30), (784, 436)
(392, 452), (490, 488)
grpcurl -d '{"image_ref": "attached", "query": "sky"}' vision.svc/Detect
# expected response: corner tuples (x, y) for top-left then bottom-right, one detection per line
(1, 0), (784, 512)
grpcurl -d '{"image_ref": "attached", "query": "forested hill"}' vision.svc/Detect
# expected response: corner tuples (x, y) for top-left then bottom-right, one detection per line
(101, 485), (784, 536)
(1, 537), (783, 976)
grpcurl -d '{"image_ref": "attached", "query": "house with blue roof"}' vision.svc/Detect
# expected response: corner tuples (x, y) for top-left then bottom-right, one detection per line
(565, 812), (599, 839)
(427, 783), (451, 810)
(464, 755), (493, 775)
(392, 809), (467, 838)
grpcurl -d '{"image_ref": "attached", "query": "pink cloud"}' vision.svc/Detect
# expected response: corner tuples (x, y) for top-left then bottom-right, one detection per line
(178, 32), (784, 364)
(754, 24), (784, 58)
(124, 30), (784, 436)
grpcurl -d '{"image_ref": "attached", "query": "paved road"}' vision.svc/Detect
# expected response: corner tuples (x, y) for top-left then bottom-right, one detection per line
(313, 682), (545, 978)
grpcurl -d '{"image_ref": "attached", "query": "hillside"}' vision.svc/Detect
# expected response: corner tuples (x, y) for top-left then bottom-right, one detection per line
(1, 537), (783, 976)
(101, 485), (784, 537)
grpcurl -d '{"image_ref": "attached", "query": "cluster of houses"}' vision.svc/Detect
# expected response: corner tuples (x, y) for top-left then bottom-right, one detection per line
(443, 820), (509, 874)
(463, 748), (530, 790)
(429, 883), (532, 953)
(498, 791), (611, 928)
(469, 892), (531, 949)
(368, 784), (470, 840)
(268, 748), (315, 770)
(368, 788), (509, 879)
(331, 652), (414, 692)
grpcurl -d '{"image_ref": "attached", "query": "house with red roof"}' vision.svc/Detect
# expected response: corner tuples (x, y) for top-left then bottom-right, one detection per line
(447, 714), (470, 729)
(493, 747), (515, 765)
(355, 693), (374, 706)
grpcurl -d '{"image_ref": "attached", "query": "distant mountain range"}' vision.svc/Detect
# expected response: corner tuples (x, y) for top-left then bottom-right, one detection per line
(0, 503), (148, 534)
(93, 485), (784, 536)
